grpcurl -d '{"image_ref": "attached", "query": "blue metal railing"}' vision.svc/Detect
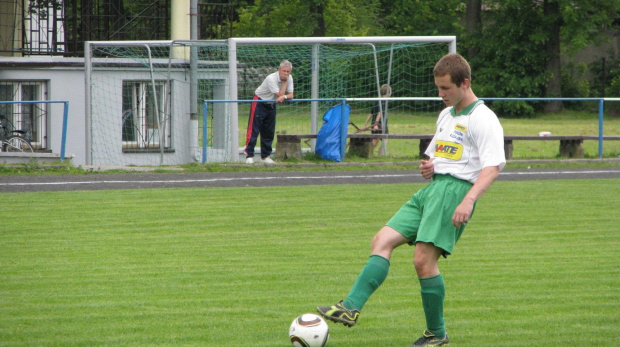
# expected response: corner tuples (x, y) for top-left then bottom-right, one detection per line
(480, 97), (613, 158)
(203, 97), (619, 163)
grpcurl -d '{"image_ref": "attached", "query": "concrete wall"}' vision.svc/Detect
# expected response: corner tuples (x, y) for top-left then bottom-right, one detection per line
(0, 57), (87, 164)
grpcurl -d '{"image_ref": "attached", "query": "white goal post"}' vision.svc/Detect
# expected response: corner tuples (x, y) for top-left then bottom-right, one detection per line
(85, 36), (456, 166)
(226, 36), (456, 161)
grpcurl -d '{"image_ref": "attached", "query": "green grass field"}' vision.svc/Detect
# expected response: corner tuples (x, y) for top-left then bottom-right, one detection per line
(1, 179), (619, 346)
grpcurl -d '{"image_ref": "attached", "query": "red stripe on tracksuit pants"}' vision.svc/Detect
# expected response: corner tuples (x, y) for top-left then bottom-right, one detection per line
(244, 95), (276, 159)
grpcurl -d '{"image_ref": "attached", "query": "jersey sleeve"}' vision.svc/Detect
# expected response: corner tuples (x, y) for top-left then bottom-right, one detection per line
(470, 108), (506, 171)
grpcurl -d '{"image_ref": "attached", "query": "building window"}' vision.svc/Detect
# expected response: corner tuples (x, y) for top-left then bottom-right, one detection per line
(122, 81), (170, 150)
(0, 81), (47, 150)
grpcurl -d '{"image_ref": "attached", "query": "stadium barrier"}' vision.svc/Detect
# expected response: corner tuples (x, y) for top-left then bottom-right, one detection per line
(204, 97), (620, 163)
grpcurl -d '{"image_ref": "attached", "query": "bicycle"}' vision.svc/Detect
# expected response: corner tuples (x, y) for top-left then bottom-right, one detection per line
(0, 114), (34, 153)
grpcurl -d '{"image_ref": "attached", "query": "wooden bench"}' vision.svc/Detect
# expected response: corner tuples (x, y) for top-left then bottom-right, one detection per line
(276, 134), (620, 160)
(275, 133), (432, 160)
(505, 136), (620, 159)
(504, 135), (585, 159)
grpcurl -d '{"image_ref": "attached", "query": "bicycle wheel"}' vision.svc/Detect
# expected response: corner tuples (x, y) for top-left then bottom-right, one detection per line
(5, 136), (34, 153)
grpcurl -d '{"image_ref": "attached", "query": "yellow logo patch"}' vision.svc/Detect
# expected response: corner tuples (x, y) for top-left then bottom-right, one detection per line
(434, 140), (463, 160)
(455, 124), (467, 132)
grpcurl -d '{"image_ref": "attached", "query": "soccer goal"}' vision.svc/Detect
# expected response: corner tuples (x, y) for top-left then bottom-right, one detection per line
(86, 36), (455, 166)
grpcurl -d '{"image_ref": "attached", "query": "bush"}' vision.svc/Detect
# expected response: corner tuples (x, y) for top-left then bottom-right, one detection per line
(589, 55), (620, 116)
(561, 61), (591, 110)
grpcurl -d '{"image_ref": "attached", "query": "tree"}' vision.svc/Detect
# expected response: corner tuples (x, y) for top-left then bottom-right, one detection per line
(543, 0), (562, 113)
(464, 0), (482, 59)
(381, 0), (463, 37)
(230, 0), (619, 117)
(467, 0), (619, 116)
(233, 0), (382, 37)
(308, 0), (326, 36)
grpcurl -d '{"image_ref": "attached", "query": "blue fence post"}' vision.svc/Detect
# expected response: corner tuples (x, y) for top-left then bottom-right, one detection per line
(60, 101), (69, 161)
(340, 99), (347, 161)
(202, 101), (208, 164)
(598, 99), (604, 158)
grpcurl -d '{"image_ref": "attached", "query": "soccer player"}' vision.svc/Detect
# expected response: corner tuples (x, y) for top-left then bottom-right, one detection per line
(244, 60), (294, 165)
(317, 53), (505, 346)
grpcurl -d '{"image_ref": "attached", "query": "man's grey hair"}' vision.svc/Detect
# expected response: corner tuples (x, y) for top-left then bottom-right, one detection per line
(279, 60), (293, 69)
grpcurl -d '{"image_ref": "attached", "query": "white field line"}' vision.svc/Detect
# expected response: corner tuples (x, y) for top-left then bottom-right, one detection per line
(0, 170), (618, 188)
(0, 174), (415, 187)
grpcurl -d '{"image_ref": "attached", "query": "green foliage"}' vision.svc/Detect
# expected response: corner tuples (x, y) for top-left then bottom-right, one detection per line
(381, 0), (464, 36)
(467, 2), (548, 117)
(233, 0), (383, 37)
(561, 61), (591, 110)
(558, 0), (620, 54)
(324, 0), (384, 36)
(589, 54), (620, 115)
(234, 0), (314, 37)
(27, 0), (62, 18)
(0, 160), (81, 175)
(589, 55), (620, 97)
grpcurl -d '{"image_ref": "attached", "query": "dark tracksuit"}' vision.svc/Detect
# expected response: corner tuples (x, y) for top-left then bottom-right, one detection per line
(244, 95), (276, 159)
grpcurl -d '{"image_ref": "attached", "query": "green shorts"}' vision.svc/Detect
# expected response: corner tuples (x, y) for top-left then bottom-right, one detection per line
(386, 174), (475, 257)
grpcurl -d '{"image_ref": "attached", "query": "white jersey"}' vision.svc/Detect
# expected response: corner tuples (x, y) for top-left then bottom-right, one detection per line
(425, 100), (506, 184)
(254, 71), (294, 101)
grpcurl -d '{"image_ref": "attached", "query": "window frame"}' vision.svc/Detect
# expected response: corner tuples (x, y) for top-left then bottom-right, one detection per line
(121, 80), (171, 151)
(0, 81), (47, 150)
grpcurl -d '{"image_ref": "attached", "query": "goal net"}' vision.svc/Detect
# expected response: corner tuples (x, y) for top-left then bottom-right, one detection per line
(86, 37), (454, 166)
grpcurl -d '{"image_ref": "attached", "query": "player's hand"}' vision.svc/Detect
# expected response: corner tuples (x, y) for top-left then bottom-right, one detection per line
(452, 200), (474, 228)
(276, 95), (286, 103)
(419, 160), (434, 179)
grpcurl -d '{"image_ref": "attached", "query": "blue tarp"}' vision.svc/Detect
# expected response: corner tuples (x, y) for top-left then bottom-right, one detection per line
(315, 103), (350, 162)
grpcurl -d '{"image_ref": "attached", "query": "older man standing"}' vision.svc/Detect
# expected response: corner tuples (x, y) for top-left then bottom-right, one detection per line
(244, 60), (294, 165)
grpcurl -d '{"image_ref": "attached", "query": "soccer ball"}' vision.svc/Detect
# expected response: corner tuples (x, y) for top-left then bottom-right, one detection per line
(289, 313), (330, 347)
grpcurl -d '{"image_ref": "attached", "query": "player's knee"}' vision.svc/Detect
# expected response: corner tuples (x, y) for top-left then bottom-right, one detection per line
(370, 228), (401, 255)
(413, 249), (439, 276)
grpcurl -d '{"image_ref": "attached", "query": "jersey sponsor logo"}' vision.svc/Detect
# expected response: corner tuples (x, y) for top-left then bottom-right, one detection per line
(450, 124), (466, 141)
(434, 140), (463, 160)
(450, 130), (464, 141)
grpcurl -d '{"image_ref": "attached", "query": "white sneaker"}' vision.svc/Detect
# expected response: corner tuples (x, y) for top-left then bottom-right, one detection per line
(261, 157), (276, 166)
(245, 157), (254, 164)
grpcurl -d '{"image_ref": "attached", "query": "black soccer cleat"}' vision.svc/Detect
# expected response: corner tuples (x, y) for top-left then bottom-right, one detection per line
(408, 330), (449, 346)
(316, 300), (360, 327)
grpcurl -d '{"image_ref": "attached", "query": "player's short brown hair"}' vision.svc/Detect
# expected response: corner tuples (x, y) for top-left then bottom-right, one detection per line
(433, 53), (471, 87)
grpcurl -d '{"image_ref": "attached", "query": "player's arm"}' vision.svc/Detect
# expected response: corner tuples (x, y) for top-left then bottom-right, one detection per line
(364, 113), (373, 126)
(275, 81), (287, 102)
(275, 76), (294, 102)
(374, 112), (381, 123)
(452, 165), (500, 227)
(276, 83), (293, 103)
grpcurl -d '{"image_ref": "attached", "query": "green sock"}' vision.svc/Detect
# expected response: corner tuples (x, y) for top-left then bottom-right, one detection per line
(343, 255), (390, 311)
(419, 274), (446, 338)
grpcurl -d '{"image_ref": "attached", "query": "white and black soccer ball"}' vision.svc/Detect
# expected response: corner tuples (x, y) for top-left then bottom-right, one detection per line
(289, 313), (330, 347)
